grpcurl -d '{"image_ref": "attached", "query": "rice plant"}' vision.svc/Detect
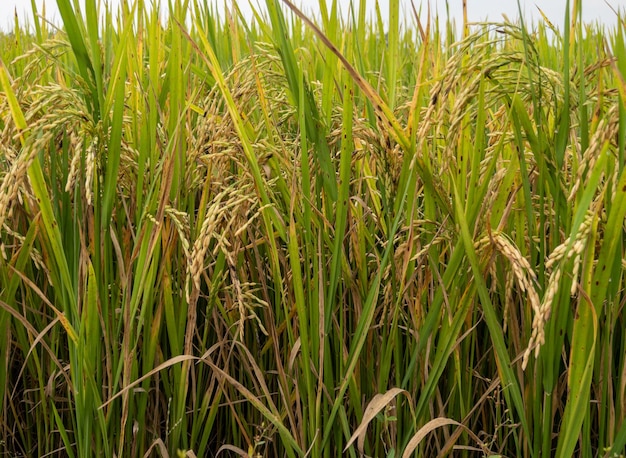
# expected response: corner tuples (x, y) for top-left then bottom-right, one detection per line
(0, 0), (625, 456)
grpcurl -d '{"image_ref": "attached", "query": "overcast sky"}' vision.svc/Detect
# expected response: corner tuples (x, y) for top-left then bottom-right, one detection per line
(1, 0), (625, 32)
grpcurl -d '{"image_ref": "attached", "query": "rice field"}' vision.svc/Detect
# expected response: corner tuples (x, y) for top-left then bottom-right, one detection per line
(0, 0), (625, 456)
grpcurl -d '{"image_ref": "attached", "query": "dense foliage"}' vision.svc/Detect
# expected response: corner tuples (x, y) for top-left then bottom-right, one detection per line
(1, 0), (625, 456)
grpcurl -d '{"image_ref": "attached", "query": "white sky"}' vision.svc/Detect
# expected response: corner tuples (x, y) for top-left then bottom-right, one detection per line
(0, 0), (625, 32)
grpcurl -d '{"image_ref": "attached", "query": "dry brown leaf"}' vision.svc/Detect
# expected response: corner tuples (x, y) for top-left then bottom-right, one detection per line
(344, 387), (410, 454)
